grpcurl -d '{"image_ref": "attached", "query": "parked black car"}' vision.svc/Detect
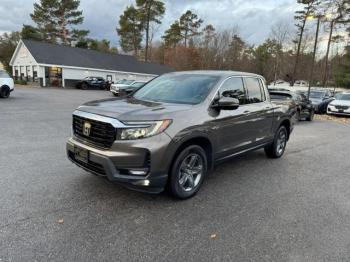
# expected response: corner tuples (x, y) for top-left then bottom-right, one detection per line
(307, 89), (334, 114)
(294, 91), (315, 121)
(269, 90), (314, 121)
(76, 77), (107, 90)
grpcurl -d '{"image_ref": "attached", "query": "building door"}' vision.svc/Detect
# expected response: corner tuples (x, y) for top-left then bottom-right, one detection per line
(48, 67), (62, 87)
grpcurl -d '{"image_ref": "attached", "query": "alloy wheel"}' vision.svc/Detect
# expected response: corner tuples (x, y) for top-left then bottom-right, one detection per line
(178, 153), (204, 192)
(276, 129), (287, 155)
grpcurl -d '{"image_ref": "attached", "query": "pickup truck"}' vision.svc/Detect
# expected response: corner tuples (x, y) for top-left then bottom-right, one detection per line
(0, 70), (14, 98)
(67, 71), (294, 199)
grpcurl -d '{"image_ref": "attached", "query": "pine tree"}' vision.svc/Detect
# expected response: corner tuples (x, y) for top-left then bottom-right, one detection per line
(21, 25), (43, 41)
(179, 10), (203, 47)
(30, 0), (58, 42)
(136, 0), (165, 62)
(117, 6), (143, 55)
(335, 47), (350, 88)
(162, 21), (182, 48)
(30, 0), (88, 44)
(0, 32), (21, 73)
(321, 0), (350, 87)
(291, 0), (320, 85)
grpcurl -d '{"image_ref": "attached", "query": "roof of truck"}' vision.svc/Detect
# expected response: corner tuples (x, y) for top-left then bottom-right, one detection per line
(169, 70), (264, 78)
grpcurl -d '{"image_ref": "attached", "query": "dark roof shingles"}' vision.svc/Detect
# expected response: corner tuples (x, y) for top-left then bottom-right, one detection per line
(23, 40), (173, 75)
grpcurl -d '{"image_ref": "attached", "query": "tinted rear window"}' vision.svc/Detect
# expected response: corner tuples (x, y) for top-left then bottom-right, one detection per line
(270, 94), (292, 100)
(245, 78), (264, 103)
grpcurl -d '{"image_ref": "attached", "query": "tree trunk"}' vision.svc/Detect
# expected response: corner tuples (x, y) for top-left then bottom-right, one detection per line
(291, 18), (307, 86)
(308, 16), (320, 99)
(322, 20), (334, 88)
(61, 10), (67, 44)
(144, 5), (151, 62)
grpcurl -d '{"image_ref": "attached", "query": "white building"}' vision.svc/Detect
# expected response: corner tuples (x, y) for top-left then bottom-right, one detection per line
(10, 40), (173, 87)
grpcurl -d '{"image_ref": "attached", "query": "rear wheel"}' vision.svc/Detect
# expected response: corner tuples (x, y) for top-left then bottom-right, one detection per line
(168, 145), (207, 199)
(306, 110), (314, 121)
(265, 126), (288, 159)
(81, 83), (88, 90)
(0, 86), (10, 98)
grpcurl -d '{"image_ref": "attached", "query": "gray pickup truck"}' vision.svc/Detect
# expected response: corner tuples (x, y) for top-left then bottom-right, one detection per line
(67, 71), (294, 199)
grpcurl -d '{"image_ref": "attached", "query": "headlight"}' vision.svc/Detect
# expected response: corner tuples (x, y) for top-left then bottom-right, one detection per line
(118, 120), (172, 140)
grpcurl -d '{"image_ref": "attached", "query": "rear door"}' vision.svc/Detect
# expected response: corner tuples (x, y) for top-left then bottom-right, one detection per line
(243, 77), (274, 146)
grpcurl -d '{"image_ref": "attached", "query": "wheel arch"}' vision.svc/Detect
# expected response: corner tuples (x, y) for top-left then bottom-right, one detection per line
(279, 118), (291, 140)
(168, 135), (214, 174)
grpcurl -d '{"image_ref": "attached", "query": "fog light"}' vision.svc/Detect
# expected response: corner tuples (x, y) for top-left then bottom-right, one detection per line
(141, 180), (150, 186)
(128, 169), (148, 176)
(133, 179), (150, 186)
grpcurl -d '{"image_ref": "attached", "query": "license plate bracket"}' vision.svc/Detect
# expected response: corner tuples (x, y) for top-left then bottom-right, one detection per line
(339, 109), (344, 113)
(74, 146), (89, 163)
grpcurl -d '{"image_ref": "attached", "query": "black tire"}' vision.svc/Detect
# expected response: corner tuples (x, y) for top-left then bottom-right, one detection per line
(306, 110), (314, 121)
(0, 86), (10, 98)
(265, 126), (288, 159)
(168, 145), (207, 199)
(296, 110), (301, 121)
(81, 83), (88, 90)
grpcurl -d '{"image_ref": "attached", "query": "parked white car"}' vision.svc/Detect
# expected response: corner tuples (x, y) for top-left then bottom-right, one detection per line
(110, 80), (147, 96)
(0, 70), (14, 98)
(110, 79), (135, 96)
(327, 92), (350, 116)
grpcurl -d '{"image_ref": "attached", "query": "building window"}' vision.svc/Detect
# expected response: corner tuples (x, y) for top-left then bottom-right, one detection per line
(14, 67), (19, 80)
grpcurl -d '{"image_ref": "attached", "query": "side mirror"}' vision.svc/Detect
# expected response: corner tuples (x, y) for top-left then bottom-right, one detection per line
(213, 96), (239, 110)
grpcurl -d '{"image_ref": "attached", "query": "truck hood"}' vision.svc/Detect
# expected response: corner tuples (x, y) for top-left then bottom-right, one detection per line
(330, 100), (350, 106)
(77, 97), (193, 121)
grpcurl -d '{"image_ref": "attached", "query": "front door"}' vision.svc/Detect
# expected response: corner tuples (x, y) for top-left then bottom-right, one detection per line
(213, 77), (252, 159)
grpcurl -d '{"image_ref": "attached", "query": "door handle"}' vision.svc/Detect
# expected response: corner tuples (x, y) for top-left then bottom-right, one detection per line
(243, 110), (250, 114)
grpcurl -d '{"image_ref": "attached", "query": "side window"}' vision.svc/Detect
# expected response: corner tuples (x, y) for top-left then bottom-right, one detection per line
(258, 79), (266, 101)
(245, 78), (264, 103)
(219, 77), (247, 105)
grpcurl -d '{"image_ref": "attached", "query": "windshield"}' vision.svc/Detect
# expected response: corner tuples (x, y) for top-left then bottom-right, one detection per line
(309, 91), (324, 99)
(133, 74), (220, 104)
(117, 79), (134, 85)
(131, 82), (145, 88)
(338, 93), (350, 101)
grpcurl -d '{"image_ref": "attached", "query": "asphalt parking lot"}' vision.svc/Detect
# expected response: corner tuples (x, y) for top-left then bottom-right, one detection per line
(1, 87), (350, 262)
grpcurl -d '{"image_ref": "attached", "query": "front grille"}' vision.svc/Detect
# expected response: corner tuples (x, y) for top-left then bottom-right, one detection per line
(68, 151), (106, 176)
(335, 105), (349, 110)
(73, 115), (116, 148)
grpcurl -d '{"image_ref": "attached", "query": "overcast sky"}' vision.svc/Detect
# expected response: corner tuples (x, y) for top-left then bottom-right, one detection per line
(0, 0), (302, 47)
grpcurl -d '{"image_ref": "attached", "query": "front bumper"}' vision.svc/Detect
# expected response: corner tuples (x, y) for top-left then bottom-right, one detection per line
(110, 90), (119, 94)
(327, 106), (350, 116)
(66, 133), (172, 193)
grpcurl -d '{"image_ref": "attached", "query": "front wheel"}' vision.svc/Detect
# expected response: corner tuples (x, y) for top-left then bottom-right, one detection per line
(168, 145), (207, 199)
(265, 126), (288, 159)
(0, 86), (10, 98)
